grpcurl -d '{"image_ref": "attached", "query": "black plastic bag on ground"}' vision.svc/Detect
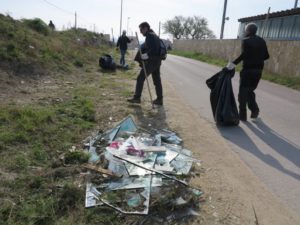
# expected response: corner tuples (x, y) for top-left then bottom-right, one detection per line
(99, 54), (116, 70)
(206, 69), (239, 126)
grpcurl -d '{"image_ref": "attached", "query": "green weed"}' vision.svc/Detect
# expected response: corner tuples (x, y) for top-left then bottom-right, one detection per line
(57, 184), (83, 214)
(171, 50), (226, 67)
(262, 72), (300, 90)
(30, 144), (48, 163)
(17, 196), (56, 225)
(121, 89), (133, 97)
(74, 60), (84, 67)
(22, 18), (50, 36)
(64, 151), (89, 164)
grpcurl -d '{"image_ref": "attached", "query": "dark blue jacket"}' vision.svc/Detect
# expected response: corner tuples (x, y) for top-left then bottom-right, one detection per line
(144, 31), (161, 59)
(117, 35), (131, 50)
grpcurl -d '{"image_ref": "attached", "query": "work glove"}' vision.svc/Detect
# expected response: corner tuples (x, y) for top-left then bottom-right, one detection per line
(141, 53), (149, 60)
(226, 61), (236, 70)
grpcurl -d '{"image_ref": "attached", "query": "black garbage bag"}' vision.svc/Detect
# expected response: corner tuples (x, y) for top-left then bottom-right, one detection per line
(99, 54), (116, 70)
(206, 69), (239, 126)
(134, 50), (142, 67)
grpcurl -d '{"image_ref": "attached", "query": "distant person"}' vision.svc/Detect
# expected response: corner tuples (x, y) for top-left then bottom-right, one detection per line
(226, 23), (269, 121)
(116, 30), (131, 66)
(48, 20), (55, 30)
(127, 22), (163, 105)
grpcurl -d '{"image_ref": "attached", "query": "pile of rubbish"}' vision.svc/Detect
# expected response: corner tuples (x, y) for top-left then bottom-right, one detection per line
(84, 116), (203, 222)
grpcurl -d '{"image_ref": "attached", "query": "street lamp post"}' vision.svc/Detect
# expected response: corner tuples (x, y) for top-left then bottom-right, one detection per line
(119, 0), (123, 36)
(127, 17), (130, 34)
(295, 0), (298, 8)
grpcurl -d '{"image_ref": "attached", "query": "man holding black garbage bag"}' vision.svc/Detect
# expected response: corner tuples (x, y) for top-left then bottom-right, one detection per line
(226, 23), (269, 121)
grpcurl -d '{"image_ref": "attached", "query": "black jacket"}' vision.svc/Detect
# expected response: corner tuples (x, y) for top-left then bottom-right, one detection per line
(144, 31), (161, 59)
(233, 35), (269, 70)
(117, 35), (131, 50)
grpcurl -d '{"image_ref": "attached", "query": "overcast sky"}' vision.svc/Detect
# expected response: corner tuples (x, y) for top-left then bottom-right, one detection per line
(1, 0), (298, 40)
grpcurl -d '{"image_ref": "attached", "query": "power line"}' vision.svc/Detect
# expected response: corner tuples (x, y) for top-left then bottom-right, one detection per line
(41, 0), (94, 30)
(42, 0), (74, 15)
(40, 0), (107, 33)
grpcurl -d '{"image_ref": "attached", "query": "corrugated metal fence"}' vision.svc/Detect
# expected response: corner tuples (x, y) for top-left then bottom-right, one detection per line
(238, 15), (300, 40)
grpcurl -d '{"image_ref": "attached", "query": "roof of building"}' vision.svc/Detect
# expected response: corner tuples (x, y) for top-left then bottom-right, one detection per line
(238, 7), (300, 22)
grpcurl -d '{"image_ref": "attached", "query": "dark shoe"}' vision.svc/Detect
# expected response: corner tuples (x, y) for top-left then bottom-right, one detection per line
(153, 98), (163, 106)
(250, 110), (259, 119)
(127, 97), (141, 104)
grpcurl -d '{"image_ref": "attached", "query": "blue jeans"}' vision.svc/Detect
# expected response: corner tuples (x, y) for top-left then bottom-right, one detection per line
(120, 49), (126, 66)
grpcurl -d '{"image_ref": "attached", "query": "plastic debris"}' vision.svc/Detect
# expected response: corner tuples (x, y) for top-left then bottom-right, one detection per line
(88, 146), (100, 163)
(83, 115), (203, 222)
(158, 129), (182, 145)
(127, 194), (142, 207)
(173, 197), (188, 206)
(191, 189), (203, 196)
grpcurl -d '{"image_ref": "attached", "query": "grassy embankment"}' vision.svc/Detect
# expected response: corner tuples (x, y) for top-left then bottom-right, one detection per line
(0, 14), (138, 225)
(171, 50), (300, 91)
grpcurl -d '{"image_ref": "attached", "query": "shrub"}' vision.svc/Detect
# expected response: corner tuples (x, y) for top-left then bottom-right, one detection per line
(22, 18), (49, 36)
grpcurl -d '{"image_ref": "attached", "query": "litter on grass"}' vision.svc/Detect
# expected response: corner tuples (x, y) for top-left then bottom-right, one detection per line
(84, 116), (203, 220)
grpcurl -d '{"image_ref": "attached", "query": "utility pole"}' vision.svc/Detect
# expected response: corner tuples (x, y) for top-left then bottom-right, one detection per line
(220, 0), (228, 39)
(119, 0), (123, 37)
(74, 11), (77, 29)
(158, 21), (161, 37)
(111, 28), (114, 43)
(295, 0), (298, 8)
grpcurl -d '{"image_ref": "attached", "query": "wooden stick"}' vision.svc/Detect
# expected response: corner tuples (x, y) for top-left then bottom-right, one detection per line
(135, 32), (154, 109)
(82, 164), (121, 178)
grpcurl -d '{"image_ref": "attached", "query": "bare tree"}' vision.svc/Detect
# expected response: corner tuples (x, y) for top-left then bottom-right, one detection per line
(163, 16), (216, 40)
(192, 16), (216, 39)
(162, 16), (184, 39)
(183, 17), (193, 39)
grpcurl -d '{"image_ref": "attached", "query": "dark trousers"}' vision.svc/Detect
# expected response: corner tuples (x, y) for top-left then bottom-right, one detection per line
(134, 59), (163, 99)
(238, 69), (262, 114)
(120, 49), (126, 65)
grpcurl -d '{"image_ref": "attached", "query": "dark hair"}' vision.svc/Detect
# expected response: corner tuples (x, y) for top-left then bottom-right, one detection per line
(246, 23), (258, 35)
(139, 22), (150, 30)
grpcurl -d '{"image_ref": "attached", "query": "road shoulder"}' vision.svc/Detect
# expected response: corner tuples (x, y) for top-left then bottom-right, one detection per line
(162, 78), (300, 225)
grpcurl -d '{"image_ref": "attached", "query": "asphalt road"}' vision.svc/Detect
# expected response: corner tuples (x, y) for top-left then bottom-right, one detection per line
(161, 54), (300, 214)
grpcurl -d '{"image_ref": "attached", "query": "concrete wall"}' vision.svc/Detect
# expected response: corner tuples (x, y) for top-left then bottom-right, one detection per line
(173, 39), (300, 77)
